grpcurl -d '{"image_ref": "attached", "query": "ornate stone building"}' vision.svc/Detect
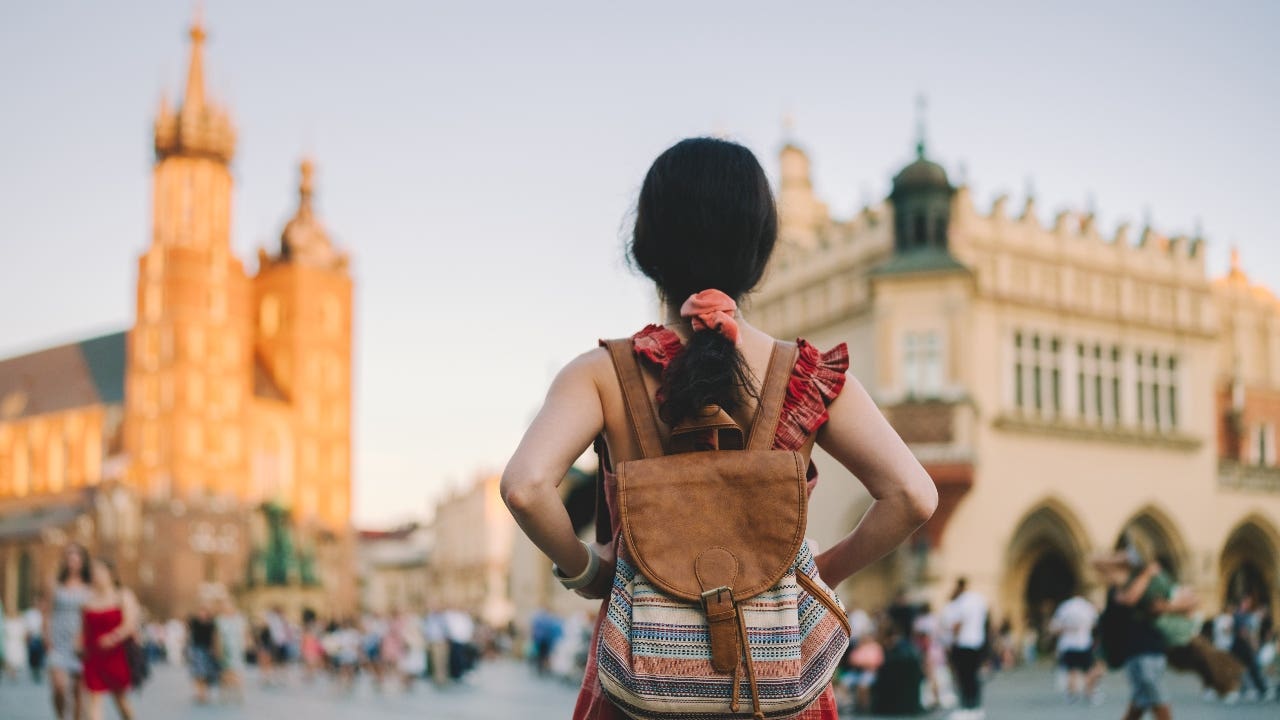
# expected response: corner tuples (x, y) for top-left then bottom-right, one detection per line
(425, 474), (515, 627)
(754, 127), (1280, 633)
(0, 18), (355, 619)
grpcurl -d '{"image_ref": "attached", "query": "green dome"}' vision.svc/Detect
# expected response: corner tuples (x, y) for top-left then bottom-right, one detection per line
(892, 149), (950, 196)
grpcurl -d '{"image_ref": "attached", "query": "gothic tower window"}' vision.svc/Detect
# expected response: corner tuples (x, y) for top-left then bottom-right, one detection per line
(322, 294), (341, 336)
(260, 295), (280, 338)
(13, 438), (29, 497)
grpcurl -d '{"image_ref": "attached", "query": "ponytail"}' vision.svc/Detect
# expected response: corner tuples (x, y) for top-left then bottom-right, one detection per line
(660, 326), (757, 425)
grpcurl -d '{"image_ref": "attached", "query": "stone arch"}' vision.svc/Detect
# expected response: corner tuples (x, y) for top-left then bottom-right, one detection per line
(1219, 514), (1280, 614)
(1001, 498), (1093, 645)
(1117, 504), (1192, 581)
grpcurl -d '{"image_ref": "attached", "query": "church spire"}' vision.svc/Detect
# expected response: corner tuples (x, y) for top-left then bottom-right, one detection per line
(914, 94), (928, 159)
(154, 10), (235, 163)
(275, 158), (347, 270)
(298, 158), (315, 217)
(183, 14), (207, 115)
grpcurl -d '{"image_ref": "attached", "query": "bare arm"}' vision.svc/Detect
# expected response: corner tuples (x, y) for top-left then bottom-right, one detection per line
(102, 589), (141, 648)
(120, 588), (141, 637)
(1115, 564), (1159, 606)
(1153, 588), (1198, 615)
(501, 350), (610, 594)
(812, 375), (938, 586)
(42, 583), (54, 642)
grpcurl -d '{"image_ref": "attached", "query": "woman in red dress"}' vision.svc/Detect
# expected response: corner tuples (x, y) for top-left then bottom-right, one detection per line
(501, 137), (939, 719)
(81, 558), (137, 720)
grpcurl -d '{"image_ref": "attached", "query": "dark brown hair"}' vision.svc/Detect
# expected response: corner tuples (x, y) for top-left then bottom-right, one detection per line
(628, 138), (778, 424)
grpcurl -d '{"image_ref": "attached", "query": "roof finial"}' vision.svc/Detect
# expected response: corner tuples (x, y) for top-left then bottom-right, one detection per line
(298, 157), (315, 217)
(183, 3), (207, 113)
(914, 94), (927, 159)
(1230, 245), (1242, 275)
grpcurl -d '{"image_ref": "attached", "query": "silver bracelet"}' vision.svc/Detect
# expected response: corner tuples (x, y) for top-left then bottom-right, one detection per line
(552, 540), (599, 591)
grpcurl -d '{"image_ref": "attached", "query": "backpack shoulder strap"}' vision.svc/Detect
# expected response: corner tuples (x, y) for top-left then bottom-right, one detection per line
(601, 338), (665, 459)
(746, 340), (798, 451)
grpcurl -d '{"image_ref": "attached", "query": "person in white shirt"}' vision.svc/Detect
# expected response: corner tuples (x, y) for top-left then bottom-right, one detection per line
(1049, 595), (1101, 704)
(942, 577), (988, 720)
(3, 606), (28, 679)
(421, 609), (449, 685)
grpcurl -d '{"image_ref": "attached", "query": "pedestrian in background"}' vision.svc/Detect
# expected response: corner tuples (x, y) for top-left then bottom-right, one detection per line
(913, 604), (954, 711)
(530, 608), (562, 676)
(845, 623), (884, 713)
(871, 618), (926, 716)
(260, 605), (289, 686)
(396, 612), (427, 692)
(423, 608), (448, 686)
(942, 577), (988, 720)
(1104, 546), (1197, 720)
(24, 596), (46, 683)
(299, 614), (325, 684)
(214, 596), (248, 704)
(46, 543), (92, 720)
(1049, 593), (1101, 705)
(2, 598), (26, 681)
(186, 604), (220, 704)
(163, 618), (185, 667)
(81, 558), (136, 720)
(1230, 595), (1273, 700)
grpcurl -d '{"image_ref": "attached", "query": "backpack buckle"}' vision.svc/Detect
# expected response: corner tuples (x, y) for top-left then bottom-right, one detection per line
(700, 585), (733, 605)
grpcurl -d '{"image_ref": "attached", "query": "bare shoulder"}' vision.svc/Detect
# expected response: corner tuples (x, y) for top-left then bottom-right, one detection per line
(548, 347), (613, 395)
(561, 346), (611, 378)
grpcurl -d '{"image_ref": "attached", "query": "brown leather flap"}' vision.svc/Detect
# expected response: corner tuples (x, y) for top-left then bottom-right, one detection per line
(616, 448), (807, 602)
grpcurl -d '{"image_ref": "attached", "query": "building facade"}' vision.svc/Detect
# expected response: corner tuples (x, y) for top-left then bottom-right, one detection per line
(357, 523), (431, 615)
(425, 474), (515, 627)
(753, 130), (1280, 633)
(0, 18), (355, 619)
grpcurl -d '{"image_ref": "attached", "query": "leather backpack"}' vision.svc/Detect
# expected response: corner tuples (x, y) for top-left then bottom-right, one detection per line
(594, 338), (851, 720)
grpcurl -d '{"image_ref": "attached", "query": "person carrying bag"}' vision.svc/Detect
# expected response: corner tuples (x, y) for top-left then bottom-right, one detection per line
(503, 137), (938, 719)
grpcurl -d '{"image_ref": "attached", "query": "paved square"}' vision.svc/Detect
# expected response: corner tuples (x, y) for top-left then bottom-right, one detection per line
(0, 660), (1276, 719)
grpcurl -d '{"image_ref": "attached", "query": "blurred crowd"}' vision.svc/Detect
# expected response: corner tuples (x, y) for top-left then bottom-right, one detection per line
(518, 567), (1280, 720)
(138, 603), (501, 701)
(0, 541), (512, 718)
(6, 544), (1279, 719)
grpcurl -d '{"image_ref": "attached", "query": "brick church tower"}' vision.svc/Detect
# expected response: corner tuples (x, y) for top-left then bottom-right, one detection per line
(253, 160), (353, 530)
(124, 18), (253, 503)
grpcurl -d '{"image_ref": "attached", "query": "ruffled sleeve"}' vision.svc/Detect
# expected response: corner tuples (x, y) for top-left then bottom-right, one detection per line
(631, 324), (684, 371)
(775, 339), (849, 452)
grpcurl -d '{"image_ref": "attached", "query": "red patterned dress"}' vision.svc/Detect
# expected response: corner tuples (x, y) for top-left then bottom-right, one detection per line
(572, 325), (849, 720)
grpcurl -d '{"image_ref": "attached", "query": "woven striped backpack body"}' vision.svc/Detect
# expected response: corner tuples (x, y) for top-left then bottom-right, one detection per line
(595, 339), (852, 720)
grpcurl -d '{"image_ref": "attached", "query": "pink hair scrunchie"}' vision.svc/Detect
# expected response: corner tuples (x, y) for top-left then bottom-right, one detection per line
(680, 289), (740, 344)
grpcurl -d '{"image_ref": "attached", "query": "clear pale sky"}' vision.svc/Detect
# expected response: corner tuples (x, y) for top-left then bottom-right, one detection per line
(2, 1), (1277, 526)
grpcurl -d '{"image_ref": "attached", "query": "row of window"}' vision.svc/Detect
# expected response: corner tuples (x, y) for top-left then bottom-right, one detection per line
(1011, 331), (1180, 430)
(132, 369), (348, 423)
(0, 430), (101, 497)
(136, 325), (243, 371)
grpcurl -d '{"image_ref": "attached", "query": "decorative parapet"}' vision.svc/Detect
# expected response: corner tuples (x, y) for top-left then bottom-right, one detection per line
(993, 414), (1202, 451)
(1219, 460), (1280, 493)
